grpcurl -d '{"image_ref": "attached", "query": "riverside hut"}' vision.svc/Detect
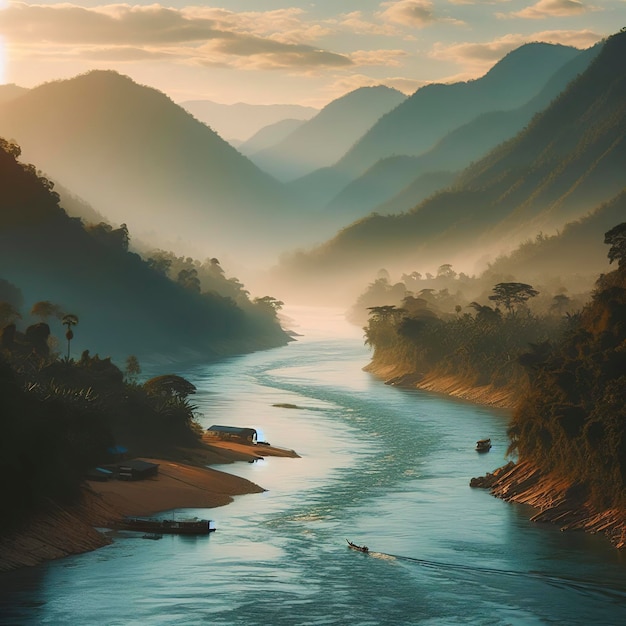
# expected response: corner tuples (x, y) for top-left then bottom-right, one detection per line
(206, 425), (258, 444)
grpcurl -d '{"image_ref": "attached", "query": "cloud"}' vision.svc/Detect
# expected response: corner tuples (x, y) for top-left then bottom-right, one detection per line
(330, 73), (424, 96)
(509, 0), (595, 19)
(430, 29), (602, 74)
(378, 1), (436, 28)
(0, 2), (350, 70)
(350, 49), (408, 67)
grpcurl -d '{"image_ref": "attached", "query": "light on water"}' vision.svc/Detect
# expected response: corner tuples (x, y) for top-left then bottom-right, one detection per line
(1, 308), (625, 625)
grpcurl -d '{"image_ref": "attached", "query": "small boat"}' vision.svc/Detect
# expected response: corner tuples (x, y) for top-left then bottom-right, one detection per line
(116, 517), (216, 535)
(476, 438), (492, 452)
(141, 533), (163, 540)
(346, 539), (369, 553)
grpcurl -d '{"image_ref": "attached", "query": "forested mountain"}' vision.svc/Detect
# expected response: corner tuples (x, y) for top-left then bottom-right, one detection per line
(0, 138), (290, 362)
(274, 32), (626, 302)
(288, 42), (583, 214)
(0, 71), (298, 264)
(249, 86), (406, 182)
(324, 45), (599, 222)
(335, 43), (581, 179)
(238, 119), (307, 155)
(179, 99), (317, 143)
(0, 84), (28, 103)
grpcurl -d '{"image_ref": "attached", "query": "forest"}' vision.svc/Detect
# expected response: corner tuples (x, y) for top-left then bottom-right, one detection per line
(363, 224), (626, 508)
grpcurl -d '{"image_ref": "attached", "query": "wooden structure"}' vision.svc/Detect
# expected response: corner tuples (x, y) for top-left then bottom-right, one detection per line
(206, 425), (258, 444)
(118, 459), (159, 480)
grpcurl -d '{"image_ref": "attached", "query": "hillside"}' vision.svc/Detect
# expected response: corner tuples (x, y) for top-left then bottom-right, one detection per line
(324, 45), (598, 222)
(238, 119), (307, 155)
(0, 71), (298, 265)
(273, 32), (626, 302)
(0, 138), (291, 362)
(335, 43), (581, 178)
(249, 86), (406, 182)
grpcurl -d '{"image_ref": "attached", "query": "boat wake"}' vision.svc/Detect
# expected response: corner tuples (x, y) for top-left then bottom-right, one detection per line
(370, 551), (626, 602)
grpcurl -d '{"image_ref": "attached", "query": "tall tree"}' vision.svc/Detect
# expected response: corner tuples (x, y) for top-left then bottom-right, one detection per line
(488, 282), (539, 315)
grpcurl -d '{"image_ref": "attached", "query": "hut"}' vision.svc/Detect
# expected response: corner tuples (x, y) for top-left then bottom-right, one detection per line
(206, 425), (258, 444)
(118, 459), (159, 481)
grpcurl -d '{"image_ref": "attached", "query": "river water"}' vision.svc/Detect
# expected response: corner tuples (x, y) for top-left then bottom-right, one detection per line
(1, 307), (625, 625)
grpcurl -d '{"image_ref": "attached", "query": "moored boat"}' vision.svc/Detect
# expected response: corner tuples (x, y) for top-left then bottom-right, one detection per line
(346, 539), (369, 553)
(475, 438), (492, 452)
(116, 517), (216, 535)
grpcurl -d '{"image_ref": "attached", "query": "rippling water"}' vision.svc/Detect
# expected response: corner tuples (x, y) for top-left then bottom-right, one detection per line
(1, 307), (625, 625)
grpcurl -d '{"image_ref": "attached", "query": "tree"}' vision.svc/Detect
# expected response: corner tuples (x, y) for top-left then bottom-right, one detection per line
(31, 301), (64, 321)
(0, 302), (21, 327)
(62, 314), (79, 360)
(437, 264), (457, 280)
(604, 222), (626, 267)
(177, 268), (201, 293)
(550, 294), (571, 316)
(125, 355), (141, 383)
(488, 282), (539, 315)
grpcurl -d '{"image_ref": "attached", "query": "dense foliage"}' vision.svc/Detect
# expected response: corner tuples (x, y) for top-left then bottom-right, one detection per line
(364, 225), (626, 510)
(0, 137), (290, 360)
(0, 314), (203, 532)
(508, 261), (626, 508)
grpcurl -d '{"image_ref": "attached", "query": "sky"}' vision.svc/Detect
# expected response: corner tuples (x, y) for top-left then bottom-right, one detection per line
(0, 1), (624, 107)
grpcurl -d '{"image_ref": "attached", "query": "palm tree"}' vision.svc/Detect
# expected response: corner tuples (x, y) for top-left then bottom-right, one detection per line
(62, 314), (79, 360)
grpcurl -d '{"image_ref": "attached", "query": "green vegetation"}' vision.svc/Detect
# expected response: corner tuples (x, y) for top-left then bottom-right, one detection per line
(0, 309), (203, 533)
(0, 137), (291, 360)
(363, 225), (626, 510)
(508, 232), (626, 508)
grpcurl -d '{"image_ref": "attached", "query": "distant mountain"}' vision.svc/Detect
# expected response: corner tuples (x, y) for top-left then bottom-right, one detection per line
(179, 100), (317, 143)
(0, 138), (290, 361)
(287, 42), (583, 213)
(0, 84), (28, 103)
(249, 86), (406, 182)
(336, 43), (582, 179)
(484, 190), (626, 282)
(274, 31), (626, 302)
(0, 71), (299, 264)
(324, 45), (599, 222)
(238, 118), (307, 155)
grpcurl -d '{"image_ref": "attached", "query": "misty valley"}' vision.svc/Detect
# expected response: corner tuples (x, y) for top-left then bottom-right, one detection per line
(1, 27), (625, 625)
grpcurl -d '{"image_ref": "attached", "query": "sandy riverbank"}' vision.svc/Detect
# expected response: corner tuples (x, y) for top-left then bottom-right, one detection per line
(364, 360), (519, 410)
(0, 440), (300, 572)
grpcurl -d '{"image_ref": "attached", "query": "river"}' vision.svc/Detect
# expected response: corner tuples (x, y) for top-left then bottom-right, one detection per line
(1, 306), (625, 625)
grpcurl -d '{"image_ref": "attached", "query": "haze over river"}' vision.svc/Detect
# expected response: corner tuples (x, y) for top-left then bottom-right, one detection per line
(1, 307), (625, 625)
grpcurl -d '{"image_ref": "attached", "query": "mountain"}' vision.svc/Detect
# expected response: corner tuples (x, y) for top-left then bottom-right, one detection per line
(0, 84), (28, 103)
(484, 190), (626, 283)
(179, 100), (317, 143)
(287, 42), (583, 213)
(0, 138), (290, 362)
(0, 71), (298, 265)
(238, 118), (307, 155)
(324, 45), (599, 222)
(249, 86), (406, 182)
(273, 31), (626, 303)
(335, 43), (582, 180)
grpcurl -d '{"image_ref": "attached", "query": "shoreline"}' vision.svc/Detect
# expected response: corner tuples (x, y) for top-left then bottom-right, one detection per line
(0, 441), (300, 572)
(365, 358), (626, 549)
(363, 360), (519, 410)
(471, 460), (626, 549)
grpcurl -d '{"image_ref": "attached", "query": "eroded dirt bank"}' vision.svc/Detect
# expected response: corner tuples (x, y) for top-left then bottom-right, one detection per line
(471, 460), (626, 549)
(364, 360), (519, 410)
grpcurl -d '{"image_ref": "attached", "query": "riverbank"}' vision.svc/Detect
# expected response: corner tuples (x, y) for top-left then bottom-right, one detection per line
(472, 461), (626, 549)
(363, 360), (519, 410)
(0, 440), (300, 572)
(365, 359), (626, 549)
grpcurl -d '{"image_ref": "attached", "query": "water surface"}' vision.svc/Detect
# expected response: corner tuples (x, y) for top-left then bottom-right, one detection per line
(1, 307), (625, 625)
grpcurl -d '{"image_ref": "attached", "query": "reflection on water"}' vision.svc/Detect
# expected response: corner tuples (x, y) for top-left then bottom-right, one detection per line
(1, 307), (625, 625)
